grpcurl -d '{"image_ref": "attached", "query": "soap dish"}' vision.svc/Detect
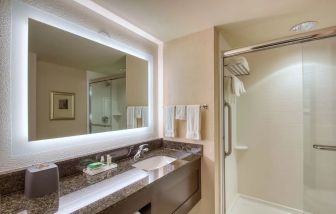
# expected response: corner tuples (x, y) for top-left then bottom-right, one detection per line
(83, 163), (118, 176)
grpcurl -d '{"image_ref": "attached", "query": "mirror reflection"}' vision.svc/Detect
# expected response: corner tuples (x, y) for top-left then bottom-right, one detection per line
(28, 19), (148, 141)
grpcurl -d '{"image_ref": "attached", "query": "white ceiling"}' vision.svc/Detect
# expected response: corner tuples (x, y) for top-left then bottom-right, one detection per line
(29, 19), (126, 74)
(93, 0), (336, 42)
(219, 1), (336, 48)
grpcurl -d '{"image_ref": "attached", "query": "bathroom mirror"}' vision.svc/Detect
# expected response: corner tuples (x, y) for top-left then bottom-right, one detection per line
(28, 19), (149, 141)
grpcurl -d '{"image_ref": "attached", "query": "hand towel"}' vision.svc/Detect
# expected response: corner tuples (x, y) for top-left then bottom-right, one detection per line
(141, 106), (148, 127)
(164, 106), (176, 138)
(126, 107), (136, 129)
(135, 106), (142, 119)
(186, 105), (201, 140)
(175, 105), (186, 120)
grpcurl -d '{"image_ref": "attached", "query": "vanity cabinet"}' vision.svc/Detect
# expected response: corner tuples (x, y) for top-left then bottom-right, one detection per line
(99, 158), (201, 214)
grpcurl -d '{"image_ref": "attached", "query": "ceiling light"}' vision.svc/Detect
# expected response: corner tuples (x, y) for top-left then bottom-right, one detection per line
(290, 21), (318, 33)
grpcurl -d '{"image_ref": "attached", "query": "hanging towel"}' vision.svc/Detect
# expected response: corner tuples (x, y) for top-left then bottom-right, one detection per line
(135, 106), (142, 119)
(224, 73), (246, 104)
(175, 105), (186, 120)
(127, 107), (136, 129)
(186, 105), (201, 140)
(103, 97), (111, 117)
(231, 75), (246, 96)
(224, 76), (236, 104)
(164, 106), (176, 138)
(141, 106), (148, 127)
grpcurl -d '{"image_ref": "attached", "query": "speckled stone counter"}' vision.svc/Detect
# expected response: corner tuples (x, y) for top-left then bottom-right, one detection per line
(0, 141), (202, 214)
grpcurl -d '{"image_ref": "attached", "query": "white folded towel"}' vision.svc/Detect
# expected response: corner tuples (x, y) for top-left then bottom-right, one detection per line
(135, 106), (142, 119)
(126, 107), (136, 129)
(164, 106), (176, 138)
(175, 105), (186, 120)
(141, 106), (148, 127)
(186, 105), (201, 140)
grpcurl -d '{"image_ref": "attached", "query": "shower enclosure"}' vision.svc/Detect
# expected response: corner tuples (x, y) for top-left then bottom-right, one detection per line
(89, 75), (126, 133)
(221, 28), (336, 214)
(302, 37), (336, 213)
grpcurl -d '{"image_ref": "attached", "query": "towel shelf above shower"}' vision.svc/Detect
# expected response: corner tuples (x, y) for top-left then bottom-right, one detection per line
(224, 56), (250, 77)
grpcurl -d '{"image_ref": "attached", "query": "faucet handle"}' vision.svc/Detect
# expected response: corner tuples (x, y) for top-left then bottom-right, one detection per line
(139, 144), (149, 150)
(127, 145), (134, 156)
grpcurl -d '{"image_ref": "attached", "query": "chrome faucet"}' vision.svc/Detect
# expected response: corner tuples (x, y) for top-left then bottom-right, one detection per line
(134, 144), (149, 161)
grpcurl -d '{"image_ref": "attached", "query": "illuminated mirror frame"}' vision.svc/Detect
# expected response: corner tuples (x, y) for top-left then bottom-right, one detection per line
(11, 0), (154, 156)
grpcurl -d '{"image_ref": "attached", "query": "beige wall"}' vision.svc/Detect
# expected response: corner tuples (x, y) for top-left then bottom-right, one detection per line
(164, 28), (216, 214)
(236, 45), (303, 209)
(35, 61), (88, 140)
(126, 54), (148, 106)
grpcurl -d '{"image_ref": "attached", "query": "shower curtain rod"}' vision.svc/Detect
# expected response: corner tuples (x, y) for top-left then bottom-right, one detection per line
(222, 26), (336, 58)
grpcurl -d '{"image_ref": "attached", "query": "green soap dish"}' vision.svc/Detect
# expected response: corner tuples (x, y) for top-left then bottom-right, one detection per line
(87, 162), (106, 170)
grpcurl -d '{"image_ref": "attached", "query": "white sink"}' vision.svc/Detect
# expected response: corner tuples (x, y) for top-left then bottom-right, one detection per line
(132, 156), (176, 171)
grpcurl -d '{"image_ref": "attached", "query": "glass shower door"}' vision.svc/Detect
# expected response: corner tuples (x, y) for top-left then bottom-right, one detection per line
(303, 36), (336, 214)
(89, 80), (112, 133)
(110, 78), (126, 131)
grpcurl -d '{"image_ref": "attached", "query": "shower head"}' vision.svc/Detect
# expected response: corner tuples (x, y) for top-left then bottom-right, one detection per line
(224, 57), (250, 76)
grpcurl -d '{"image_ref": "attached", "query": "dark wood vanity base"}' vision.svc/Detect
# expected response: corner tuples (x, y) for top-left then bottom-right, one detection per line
(100, 157), (201, 214)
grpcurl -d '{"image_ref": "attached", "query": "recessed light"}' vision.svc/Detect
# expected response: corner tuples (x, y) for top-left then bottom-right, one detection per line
(290, 21), (318, 33)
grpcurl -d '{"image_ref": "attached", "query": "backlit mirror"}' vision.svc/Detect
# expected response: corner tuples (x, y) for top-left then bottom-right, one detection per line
(28, 19), (148, 141)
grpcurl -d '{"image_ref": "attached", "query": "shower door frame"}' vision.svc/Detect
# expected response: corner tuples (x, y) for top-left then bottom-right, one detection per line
(221, 25), (336, 214)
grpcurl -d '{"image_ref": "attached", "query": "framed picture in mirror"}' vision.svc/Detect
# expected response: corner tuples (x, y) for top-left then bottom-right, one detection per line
(50, 92), (75, 120)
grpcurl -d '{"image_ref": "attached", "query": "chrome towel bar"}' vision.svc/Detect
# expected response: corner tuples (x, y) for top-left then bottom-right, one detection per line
(313, 144), (336, 151)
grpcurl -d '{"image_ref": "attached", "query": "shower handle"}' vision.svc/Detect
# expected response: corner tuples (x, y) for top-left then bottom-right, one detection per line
(224, 101), (232, 157)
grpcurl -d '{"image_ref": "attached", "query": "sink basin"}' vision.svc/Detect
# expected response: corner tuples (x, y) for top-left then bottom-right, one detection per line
(132, 156), (176, 171)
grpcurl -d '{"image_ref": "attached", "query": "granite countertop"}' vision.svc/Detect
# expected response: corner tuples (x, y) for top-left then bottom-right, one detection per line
(0, 148), (201, 214)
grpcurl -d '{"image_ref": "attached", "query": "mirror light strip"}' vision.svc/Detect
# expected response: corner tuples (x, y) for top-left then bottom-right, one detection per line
(72, 0), (163, 45)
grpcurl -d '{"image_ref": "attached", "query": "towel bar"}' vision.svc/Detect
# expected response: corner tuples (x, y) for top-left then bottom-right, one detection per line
(313, 144), (336, 151)
(200, 104), (208, 110)
(164, 105), (208, 110)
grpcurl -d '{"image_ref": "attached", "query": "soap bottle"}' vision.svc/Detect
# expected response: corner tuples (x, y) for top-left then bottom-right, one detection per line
(106, 155), (112, 166)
